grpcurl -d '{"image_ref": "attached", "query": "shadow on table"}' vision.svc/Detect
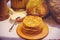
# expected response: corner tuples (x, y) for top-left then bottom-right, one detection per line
(0, 36), (46, 40)
(44, 16), (60, 28)
(0, 37), (24, 40)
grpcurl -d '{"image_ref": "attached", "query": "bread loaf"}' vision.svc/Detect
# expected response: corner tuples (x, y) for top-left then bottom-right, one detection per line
(48, 0), (60, 24)
(0, 0), (9, 21)
(26, 0), (48, 18)
(11, 0), (28, 10)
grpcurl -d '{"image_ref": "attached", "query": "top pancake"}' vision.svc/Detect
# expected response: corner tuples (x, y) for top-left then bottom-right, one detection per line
(23, 15), (43, 27)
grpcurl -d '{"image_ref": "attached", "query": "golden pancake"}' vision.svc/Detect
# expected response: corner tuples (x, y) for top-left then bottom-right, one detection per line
(23, 16), (43, 27)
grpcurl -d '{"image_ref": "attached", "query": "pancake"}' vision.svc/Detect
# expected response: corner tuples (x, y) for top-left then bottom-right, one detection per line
(16, 16), (49, 39)
(23, 16), (43, 27)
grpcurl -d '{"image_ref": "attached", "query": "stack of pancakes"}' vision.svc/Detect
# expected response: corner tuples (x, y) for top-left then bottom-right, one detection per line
(16, 16), (49, 39)
(22, 16), (43, 36)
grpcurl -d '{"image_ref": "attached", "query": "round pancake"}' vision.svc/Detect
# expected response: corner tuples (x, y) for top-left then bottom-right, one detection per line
(23, 16), (43, 27)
